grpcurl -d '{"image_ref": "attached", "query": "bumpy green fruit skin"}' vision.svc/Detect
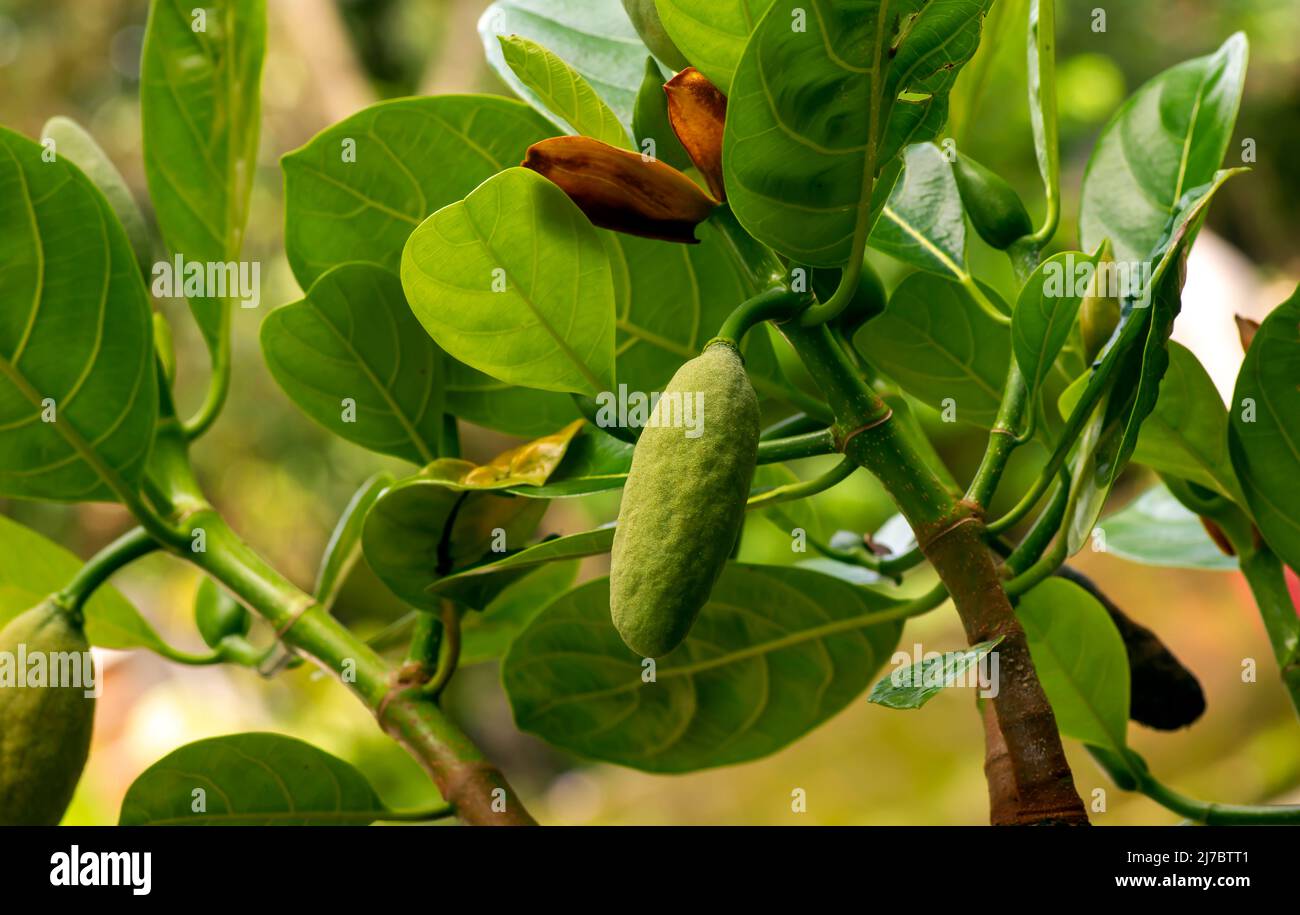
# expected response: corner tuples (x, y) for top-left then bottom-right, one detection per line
(952, 154), (1033, 250)
(0, 601), (96, 825)
(610, 342), (760, 657)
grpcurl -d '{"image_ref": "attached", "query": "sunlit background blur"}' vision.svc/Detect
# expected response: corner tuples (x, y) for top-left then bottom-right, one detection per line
(1, 0), (1298, 825)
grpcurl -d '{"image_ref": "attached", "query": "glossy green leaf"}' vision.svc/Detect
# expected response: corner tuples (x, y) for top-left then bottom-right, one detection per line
(315, 472), (394, 611)
(430, 527), (616, 609)
(0, 128), (157, 502)
(1133, 342), (1241, 501)
(653, 0), (773, 92)
(0, 516), (169, 652)
(401, 167), (617, 397)
(622, 1), (689, 70)
(361, 470), (549, 610)
(442, 364), (578, 437)
(40, 116), (152, 275)
(1013, 250), (1103, 402)
(281, 95), (555, 289)
(504, 564), (903, 772)
(480, 0), (648, 130)
(632, 55), (692, 171)
(1079, 33), (1247, 266)
(1101, 484), (1238, 572)
(508, 426), (634, 497)
(119, 733), (388, 825)
(1017, 578), (1130, 752)
(854, 273), (1010, 427)
(261, 264), (445, 464)
(499, 35), (633, 148)
(724, 0), (990, 265)
(867, 144), (967, 280)
(868, 637), (1002, 710)
(461, 561), (580, 664)
(1230, 285), (1300, 573)
(141, 0), (265, 349)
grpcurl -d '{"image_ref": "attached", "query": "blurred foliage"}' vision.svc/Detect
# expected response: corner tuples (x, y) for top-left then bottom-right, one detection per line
(1, 0), (1298, 825)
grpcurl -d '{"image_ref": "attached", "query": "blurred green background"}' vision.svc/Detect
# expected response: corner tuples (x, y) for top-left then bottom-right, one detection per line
(1, 0), (1298, 825)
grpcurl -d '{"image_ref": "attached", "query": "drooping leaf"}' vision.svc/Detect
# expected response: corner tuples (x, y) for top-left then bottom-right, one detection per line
(461, 560), (581, 663)
(868, 637), (1002, 710)
(1100, 484), (1238, 572)
(723, 0), (990, 265)
(504, 564), (904, 772)
(260, 264), (446, 465)
(498, 35), (633, 148)
(314, 472), (394, 611)
(0, 516), (170, 652)
(1017, 577), (1130, 753)
(430, 527), (616, 609)
(401, 167), (617, 397)
(40, 116), (153, 275)
(654, 0), (773, 92)
(1230, 285), (1300, 573)
(140, 0), (265, 349)
(119, 733), (392, 825)
(281, 95), (555, 289)
(854, 273), (1010, 428)
(1013, 250), (1103, 403)
(480, 0), (648, 130)
(0, 128), (157, 502)
(1079, 33), (1248, 266)
(1133, 342), (1241, 501)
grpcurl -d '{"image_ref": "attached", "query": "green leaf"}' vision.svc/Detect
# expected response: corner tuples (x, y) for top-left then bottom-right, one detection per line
(503, 564), (904, 772)
(724, 0), (990, 265)
(1013, 250), (1103, 403)
(443, 364), (579, 437)
(141, 0), (265, 349)
(507, 426), (634, 497)
(480, 0), (648, 130)
(632, 55), (693, 171)
(1230, 285), (1300, 573)
(1133, 342), (1241, 502)
(461, 560), (580, 664)
(40, 116), (153, 275)
(261, 264), (445, 464)
(430, 527), (616, 609)
(401, 168), (617, 397)
(0, 127), (158, 502)
(0, 516), (170, 652)
(499, 35), (633, 148)
(1079, 33), (1247, 266)
(854, 273), (1010, 428)
(361, 470), (549, 609)
(282, 95), (555, 289)
(1101, 484), (1238, 572)
(867, 143), (967, 280)
(119, 733), (390, 825)
(1017, 577), (1129, 752)
(653, 0), (774, 92)
(868, 637), (1002, 710)
(314, 472), (394, 611)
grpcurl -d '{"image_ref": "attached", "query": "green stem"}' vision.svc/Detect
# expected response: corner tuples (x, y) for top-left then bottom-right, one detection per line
(182, 303), (232, 440)
(966, 362), (1031, 509)
(1002, 471), (1071, 577)
(423, 600), (462, 699)
(378, 804), (457, 823)
(1026, 0), (1060, 247)
(747, 457), (857, 511)
(716, 287), (809, 345)
(179, 508), (536, 825)
(756, 428), (838, 463)
(1138, 776), (1300, 825)
(1238, 548), (1300, 718)
(54, 527), (159, 619)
